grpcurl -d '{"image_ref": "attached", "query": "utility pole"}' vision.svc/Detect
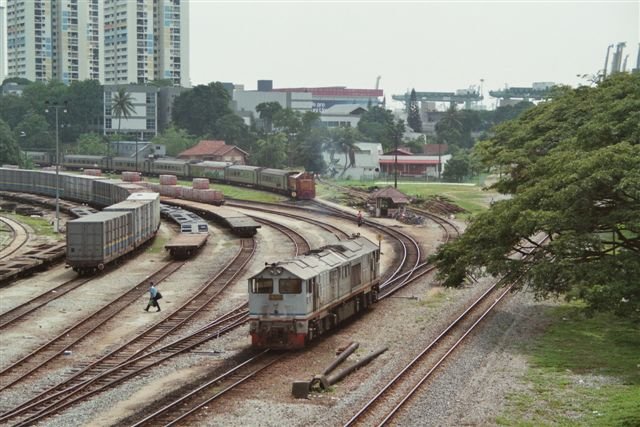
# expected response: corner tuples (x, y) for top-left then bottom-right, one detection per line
(45, 101), (67, 233)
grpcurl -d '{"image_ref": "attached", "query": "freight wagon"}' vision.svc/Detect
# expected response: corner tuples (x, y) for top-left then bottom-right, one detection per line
(66, 211), (132, 274)
(0, 167), (161, 275)
(248, 235), (380, 349)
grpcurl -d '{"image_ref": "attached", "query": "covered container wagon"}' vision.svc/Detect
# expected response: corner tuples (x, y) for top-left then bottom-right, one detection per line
(66, 211), (132, 274)
(126, 192), (161, 233)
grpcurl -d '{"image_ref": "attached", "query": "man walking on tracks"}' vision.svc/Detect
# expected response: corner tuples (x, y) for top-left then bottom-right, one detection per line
(356, 210), (364, 227)
(145, 282), (162, 312)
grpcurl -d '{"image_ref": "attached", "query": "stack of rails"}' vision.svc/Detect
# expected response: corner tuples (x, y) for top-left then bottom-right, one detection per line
(160, 198), (261, 237)
(0, 167), (160, 275)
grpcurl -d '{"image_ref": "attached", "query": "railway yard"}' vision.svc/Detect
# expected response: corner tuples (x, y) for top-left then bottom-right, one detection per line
(0, 187), (554, 427)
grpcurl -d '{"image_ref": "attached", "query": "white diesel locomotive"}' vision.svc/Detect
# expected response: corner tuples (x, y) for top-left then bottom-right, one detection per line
(248, 235), (380, 349)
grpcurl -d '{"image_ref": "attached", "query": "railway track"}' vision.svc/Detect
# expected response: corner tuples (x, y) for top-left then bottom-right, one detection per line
(226, 199), (351, 241)
(232, 198), (433, 297)
(0, 217), (313, 425)
(130, 350), (284, 426)
(317, 179), (461, 240)
(344, 278), (515, 426)
(0, 276), (95, 330)
(344, 235), (551, 426)
(0, 260), (186, 393)
(0, 215), (29, 259)
(3, 305), (251, 427)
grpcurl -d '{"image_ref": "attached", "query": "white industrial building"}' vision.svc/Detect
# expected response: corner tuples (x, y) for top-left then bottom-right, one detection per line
(234, 86), (313, 116)
(104, 84), (157, 141)
(319, 104), (367, 128)
(323, 142), (382, 180)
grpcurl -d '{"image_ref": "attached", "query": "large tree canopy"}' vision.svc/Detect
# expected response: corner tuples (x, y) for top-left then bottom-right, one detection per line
(172, 82), (233, 137)
(432, 73), (640, 318)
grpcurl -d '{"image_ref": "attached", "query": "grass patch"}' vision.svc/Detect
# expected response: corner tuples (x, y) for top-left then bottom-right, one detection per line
(3, 213), (61, 239)
(419, 287), (450, 308)
(318, 179), (500, 217)
(497, 305), (640, 426)
(145, 177), (287, 203)
(146, 234), (169, 254)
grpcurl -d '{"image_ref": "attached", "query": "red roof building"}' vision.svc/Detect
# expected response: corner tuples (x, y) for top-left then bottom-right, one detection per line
(178, 140), (248, 164)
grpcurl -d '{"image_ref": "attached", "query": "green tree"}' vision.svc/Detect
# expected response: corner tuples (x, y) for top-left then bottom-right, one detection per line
(407, 89), (423, 132)
(330, 127), (360, 176)
(111, 88), (135, 155)
(289, 112), (322, 171)
(172, 82), (233, 136)
(357, 106), (397, 150)
(0, 94), (32, 129)
(2, 77), (32, 86)
(255, 102), (283, 133)
(15, 112), (54, 151)
(215, 114), (254, 151)
(295, 127), (327, 174)
(253, 133), (287, 168)
(432, 73), (640, 318)
(66, 80), (104, 140)
(72, 133), (108, 155)
(0, 119), (21, 165)
(442, 150), (470, 182)
(435, 105), (464, 149)
(152, 126), (195, 157)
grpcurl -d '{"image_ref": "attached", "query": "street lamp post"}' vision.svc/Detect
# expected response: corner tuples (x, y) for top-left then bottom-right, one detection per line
(45, 101), (67, 233)
(136, 133), (140, 172)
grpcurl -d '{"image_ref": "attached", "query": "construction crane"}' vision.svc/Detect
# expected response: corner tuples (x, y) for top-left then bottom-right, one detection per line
(367, 76), (382, 108)
(611, 42), (627, 74)
(603, 44), (614, 79)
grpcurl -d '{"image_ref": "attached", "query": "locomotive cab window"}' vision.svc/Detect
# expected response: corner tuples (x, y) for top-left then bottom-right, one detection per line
(279, 278), (302, 294)
(251, 278), (273, 294)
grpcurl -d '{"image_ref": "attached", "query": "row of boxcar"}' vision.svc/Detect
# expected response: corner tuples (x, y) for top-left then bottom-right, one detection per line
(0, 167), (160, 275)
(55, 155), (316, 200)
(248, 235), (380, 349)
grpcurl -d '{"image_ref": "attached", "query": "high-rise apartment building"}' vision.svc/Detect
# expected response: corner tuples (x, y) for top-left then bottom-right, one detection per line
(6, 0), (54, 81)
(4, 0), (188, 86)
(155, 0), (189, 87)
(0, 2), (6, 83)
(54, 0), (102, 83)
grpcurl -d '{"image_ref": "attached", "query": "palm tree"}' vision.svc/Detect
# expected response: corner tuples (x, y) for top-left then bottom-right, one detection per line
(334, 128), (360, 177)
(255, 102), (282, 133)
(111, 88), (135, 156)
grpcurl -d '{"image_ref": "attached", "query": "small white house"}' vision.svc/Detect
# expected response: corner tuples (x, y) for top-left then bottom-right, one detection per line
(323, 141), (382, 180)
(319, 104), (367, 128)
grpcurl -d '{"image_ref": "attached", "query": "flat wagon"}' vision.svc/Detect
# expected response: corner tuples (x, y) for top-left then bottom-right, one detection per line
(164, 232), (208, 259)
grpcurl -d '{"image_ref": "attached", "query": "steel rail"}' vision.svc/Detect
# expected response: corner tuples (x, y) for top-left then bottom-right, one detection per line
(131, 350), (283, 427)
(0, 260), (185, 393)
(1, 217), (312, 425)
(0, 276), (94, 330)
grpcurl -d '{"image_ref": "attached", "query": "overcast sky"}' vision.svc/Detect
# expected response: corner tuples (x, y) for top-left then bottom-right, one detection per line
(189, 1), (639, 106)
